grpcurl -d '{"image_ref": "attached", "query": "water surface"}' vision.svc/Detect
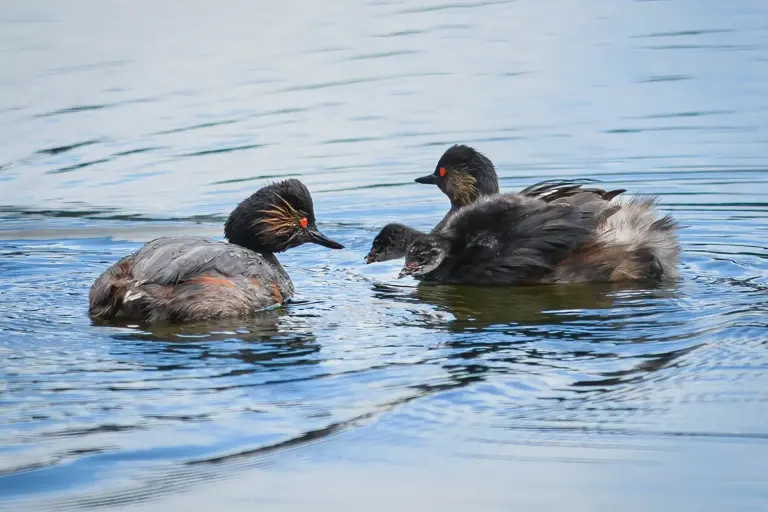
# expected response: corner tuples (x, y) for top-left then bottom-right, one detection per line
(2, 1), (768, 510)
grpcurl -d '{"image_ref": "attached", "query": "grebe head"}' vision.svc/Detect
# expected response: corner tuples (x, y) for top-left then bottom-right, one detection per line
(224, 179), (344, 253)
(365, 223), (423, 264)
(398, 234), (451, 278)
(414, 144), (499, 207)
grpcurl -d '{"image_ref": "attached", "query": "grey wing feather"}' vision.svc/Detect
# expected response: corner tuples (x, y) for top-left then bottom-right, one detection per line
(130, 237), (272, 284)
(520, 179), (626, 203)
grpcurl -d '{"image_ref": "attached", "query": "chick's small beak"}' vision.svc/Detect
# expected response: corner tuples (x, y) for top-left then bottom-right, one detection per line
(415, 174), (437, 185)
(364, 251), (376, 264)
(398, 262), (420, 278)
(307, 228), (344, 249)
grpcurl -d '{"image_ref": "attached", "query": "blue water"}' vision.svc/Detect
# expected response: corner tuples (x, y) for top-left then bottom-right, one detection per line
(2, 1), (768, 510)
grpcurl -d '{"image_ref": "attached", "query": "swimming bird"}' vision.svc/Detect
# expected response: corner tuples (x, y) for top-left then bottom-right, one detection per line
(89, 179), (343, 323)
(365, 143), (628, 264)
(399, 183), (680, 285)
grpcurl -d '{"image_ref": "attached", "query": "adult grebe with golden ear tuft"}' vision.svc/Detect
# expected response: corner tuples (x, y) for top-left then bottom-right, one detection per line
(89, 179), (343, 323)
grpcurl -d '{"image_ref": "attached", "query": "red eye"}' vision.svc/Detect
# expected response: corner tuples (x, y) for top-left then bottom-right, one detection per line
(439, 167), (446, 177)
(300, 218), (308, 228)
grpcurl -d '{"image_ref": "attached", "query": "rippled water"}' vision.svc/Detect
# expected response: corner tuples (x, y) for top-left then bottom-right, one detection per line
(2, 1), (768, 510)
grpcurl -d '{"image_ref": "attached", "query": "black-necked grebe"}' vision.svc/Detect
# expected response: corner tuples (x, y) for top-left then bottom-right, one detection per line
(89, 179), (343, 323)
(365, 144), (628, 264)
(399, 184), (680, 285)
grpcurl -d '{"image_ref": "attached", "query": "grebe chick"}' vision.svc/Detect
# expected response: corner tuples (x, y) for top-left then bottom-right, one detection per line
(365, 223), (425, 263)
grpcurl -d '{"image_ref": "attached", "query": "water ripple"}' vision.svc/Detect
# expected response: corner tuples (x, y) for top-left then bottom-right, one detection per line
(2, 0), (768, 509)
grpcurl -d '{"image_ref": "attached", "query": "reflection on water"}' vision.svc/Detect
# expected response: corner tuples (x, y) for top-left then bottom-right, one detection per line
(408, 282), (629, 327)
(2, 0), (768, 510)
(96, 308), (287, 337)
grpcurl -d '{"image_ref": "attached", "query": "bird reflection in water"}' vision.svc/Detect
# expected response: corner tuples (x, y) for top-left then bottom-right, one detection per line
(373, 279), (686, 394)
(104, 308), (321, 371)
(374, 281), (653, 330)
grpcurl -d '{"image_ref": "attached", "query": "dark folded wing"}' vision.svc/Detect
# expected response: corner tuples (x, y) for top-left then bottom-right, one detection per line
(448, 199), (597, 284)
(519, 178), (625, 203)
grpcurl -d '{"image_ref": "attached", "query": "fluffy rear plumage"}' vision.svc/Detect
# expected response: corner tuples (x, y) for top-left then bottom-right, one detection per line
(553, 196), (680, 282)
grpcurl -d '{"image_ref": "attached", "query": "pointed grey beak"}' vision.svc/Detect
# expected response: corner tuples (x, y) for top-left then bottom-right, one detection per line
(415, 174), (437, 185)
(308, 228), (344, 249)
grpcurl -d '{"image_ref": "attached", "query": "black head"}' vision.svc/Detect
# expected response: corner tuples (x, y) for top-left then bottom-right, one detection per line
(365, 223), (424, 264)
(224, 179), (344, 253)
(415, 145), (500, 207)
(398, 235), (451, 278)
